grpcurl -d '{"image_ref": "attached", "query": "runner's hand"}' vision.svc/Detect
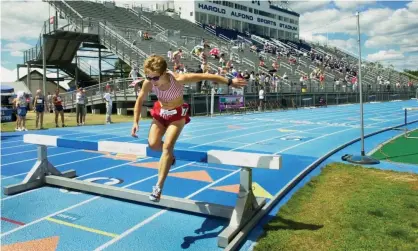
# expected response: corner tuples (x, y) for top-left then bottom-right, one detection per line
(131, 124), (139, 138)
(232, 78), (247, 88)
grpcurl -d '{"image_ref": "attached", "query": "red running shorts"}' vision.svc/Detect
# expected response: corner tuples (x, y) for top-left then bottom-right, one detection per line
(150, 102), (191, 127)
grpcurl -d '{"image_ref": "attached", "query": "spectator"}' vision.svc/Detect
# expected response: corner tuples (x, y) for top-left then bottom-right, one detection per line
(76, 88), (85, 126)
(13, 91), (28, 131)
(103, 88), (112, 124)
(282, 72), (288, 80)
(319, 73), (325, 89)
(33, 89), (45, 129)
(53, 88), (65, 127)
(129, 68), (139, 81)
(47, 92), (53, 113)
(259, 58), (265, 68)
(272, 60), (279, 72)
(167, 49), (173, 62)
(83, 89), (87, 125)
(259, 87), (264, 111)
(173, 49), (183, 71)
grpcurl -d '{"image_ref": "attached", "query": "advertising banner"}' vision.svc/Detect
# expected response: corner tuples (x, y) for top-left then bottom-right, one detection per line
(1, 107), (15, 123)
(219, 95), (244, 111)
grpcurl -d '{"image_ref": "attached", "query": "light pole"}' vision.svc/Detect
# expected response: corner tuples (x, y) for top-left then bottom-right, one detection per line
(343, 11), (379, 165)
(357, 11), (365, 157)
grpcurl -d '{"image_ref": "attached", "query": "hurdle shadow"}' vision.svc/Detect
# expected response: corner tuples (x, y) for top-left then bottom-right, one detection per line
(247, 215), (323, 245)
(263, 216), (324, 231)
(181, 218), (227, 249)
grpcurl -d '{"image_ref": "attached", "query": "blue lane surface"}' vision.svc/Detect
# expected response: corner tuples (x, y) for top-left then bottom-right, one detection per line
(1, 100), (418, 251)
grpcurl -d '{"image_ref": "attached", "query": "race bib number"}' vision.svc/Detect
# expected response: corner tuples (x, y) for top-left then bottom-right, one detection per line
(160, 108), (177, 119)
(181, 107), (188, 116)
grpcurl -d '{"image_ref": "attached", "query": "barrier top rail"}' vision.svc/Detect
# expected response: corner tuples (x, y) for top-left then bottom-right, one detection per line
(22, 134), (282, 169)
(4, 133), (282, 248)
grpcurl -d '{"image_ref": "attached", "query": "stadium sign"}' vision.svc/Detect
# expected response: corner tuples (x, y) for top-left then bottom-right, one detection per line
(198, 3), (226, 14)
(279, 23), (297, 31)
(197, 3), (298, 31)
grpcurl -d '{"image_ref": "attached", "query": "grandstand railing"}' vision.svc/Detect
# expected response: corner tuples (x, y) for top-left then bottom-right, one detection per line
(60, 0), (83, 18)
(77, 57), (100, 77)
(205, 26), (216, 36)
(38, 1), (155, 76)
(153, 23), (165, 33)
(242, 58), (256, 69)
(60, 68), (417, 108)
(237, 35), (252, 45)
(39, 0), (418, 94)
(98, 22), (148, 75)
(61, 82), (417, 116)
(219, 34), (231, 43)
(23, 17), (58, 63)
(307, 37), (405, 84)
(192, 21), (230, 46)
(24, 0), (99, 63)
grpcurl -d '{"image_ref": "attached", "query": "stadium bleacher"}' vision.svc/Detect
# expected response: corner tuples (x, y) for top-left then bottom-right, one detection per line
(23, 0), (417, 109)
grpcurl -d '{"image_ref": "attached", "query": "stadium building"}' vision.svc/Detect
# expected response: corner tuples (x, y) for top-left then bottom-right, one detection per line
(142, 0), (300, 41)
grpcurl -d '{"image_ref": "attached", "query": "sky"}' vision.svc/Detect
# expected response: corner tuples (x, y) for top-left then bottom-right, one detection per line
(1, 0), (417, 83)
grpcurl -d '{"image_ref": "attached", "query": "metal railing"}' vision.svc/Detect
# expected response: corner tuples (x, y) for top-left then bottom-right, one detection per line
(32, 0), (418, 100)
(98, 22), (148, 75)
(61, 86), (417, 117)
(60, 69), (418, 109)
(77, 57), (100, 77)
(23, 16), (58, 63)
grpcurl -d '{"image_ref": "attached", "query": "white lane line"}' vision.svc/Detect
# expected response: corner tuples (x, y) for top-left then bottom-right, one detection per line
(92, 169), (241, 251)
(0, 101), (413, 241)
(0, 161), (195, 237)
(1, 155), (105, 180)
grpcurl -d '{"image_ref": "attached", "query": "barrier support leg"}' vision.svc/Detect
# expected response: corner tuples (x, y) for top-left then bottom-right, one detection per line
(3, 145), (76, 195)
(217, 167), (266, 248)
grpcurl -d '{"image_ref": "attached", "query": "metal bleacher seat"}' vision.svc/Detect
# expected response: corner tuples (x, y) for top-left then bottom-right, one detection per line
(66, 1), (139, 28)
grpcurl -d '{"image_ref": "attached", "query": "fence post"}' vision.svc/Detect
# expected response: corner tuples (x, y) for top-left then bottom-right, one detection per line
(211, 88), (215, 117)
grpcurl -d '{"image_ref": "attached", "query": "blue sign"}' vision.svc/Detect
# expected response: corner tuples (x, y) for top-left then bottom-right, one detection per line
(1, 85), (14, 93)
(1, 108), (15, 123)
(197, 3), (297, 31)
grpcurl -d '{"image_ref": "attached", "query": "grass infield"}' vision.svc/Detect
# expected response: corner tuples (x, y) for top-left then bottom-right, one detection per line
(371, 129), (418, 165)
(1, 111), (137, 132)
(254, 163), (418, 251)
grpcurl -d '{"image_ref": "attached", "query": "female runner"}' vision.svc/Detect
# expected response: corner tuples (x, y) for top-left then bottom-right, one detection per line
(131, 55), (247, 202)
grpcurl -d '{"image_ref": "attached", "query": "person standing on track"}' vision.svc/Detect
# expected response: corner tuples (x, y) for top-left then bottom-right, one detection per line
(76, 88), (85, 126)
(131, 55), (247, 202)
(53, 88), (65, 127)
(33, 89), (45, 129)
(13, 91), (29, 131)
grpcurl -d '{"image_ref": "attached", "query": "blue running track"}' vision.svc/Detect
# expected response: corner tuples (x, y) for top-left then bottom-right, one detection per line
(1, 100), (418, 251)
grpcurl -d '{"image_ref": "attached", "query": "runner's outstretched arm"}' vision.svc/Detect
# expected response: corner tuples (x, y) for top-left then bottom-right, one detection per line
(175, 73), (247, 88)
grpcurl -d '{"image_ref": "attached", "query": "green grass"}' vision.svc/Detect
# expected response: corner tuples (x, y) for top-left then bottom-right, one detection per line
(1, 111), (139, 132)
(254, 163), (418, 251)
(372, 129), (418, 165)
